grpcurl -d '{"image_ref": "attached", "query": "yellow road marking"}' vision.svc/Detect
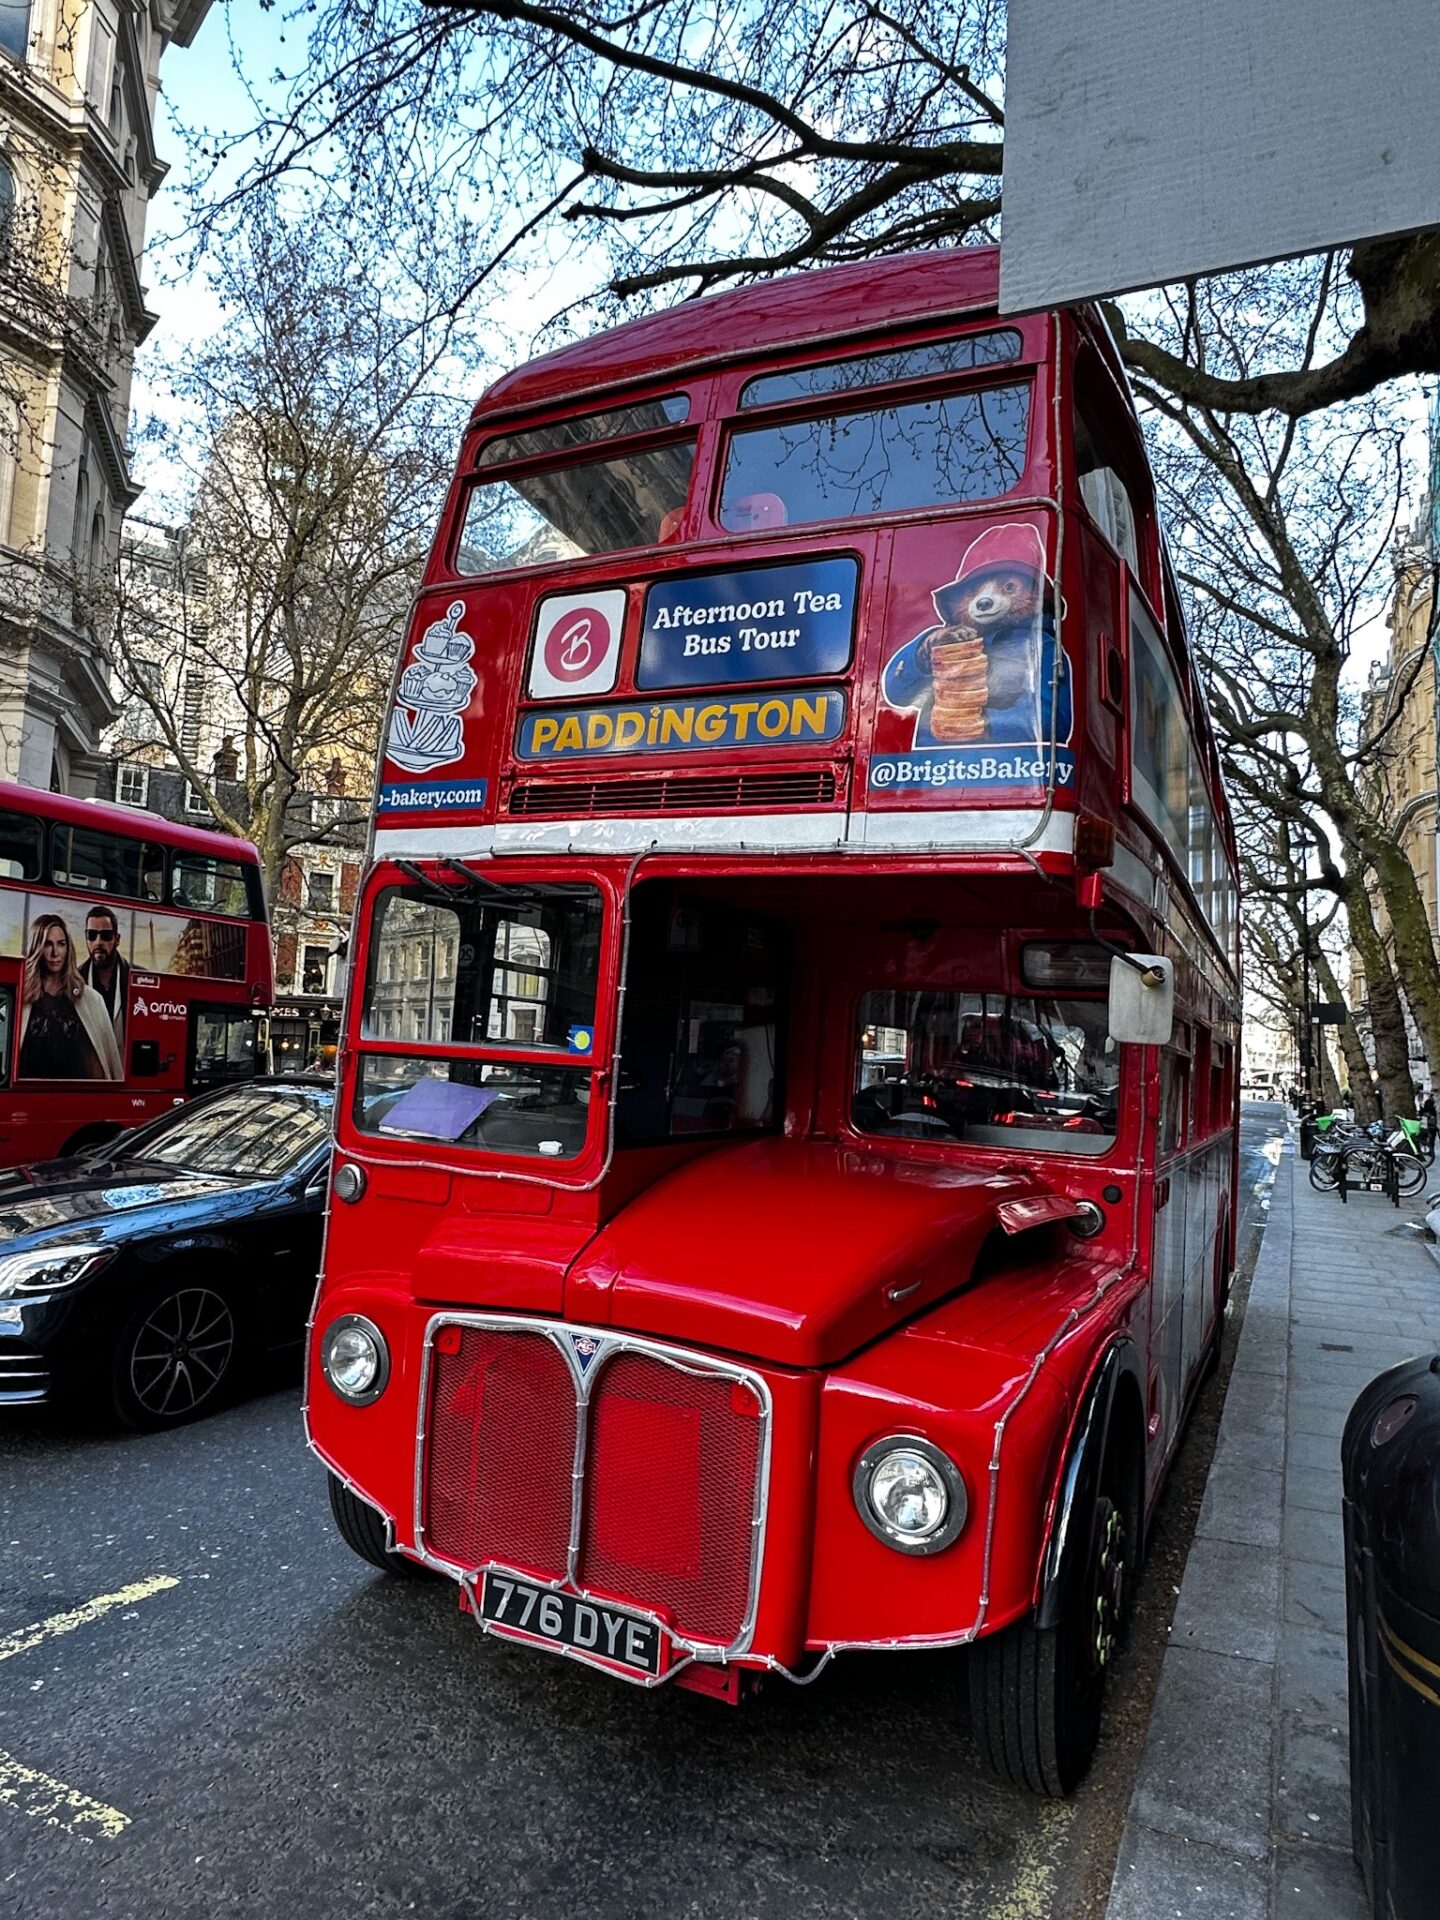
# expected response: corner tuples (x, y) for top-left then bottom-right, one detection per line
(988, 1801), (1074, 1920)
(0, 1574), (181, 1844)
(0, 1575), (180, 1666)
(0, 1747), (130, 1841)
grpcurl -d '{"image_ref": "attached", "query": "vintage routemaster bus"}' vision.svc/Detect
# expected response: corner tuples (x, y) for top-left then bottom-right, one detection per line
(0, 781), (273, 1162)
(308, 245), (1240, 1794)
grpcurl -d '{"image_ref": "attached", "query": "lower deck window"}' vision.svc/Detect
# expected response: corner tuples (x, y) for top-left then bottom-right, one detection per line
(355, 1054), (591, 1160)
(853, 988), (1118, 1154)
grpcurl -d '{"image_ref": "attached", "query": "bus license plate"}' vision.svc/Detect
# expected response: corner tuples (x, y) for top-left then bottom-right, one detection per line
(480, 1570), (663, 1677)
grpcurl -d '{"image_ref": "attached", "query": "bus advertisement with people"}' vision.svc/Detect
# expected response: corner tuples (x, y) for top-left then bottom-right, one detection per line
(0, 783), (274, 1163)
(307, 245), (1241, 1795)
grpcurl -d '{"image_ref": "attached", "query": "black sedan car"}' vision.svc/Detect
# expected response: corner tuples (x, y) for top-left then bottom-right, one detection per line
(0, 1077), (332, 1429)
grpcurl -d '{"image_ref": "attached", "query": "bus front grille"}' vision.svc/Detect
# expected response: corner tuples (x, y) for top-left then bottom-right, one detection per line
(423, 1328), (577, 1582)
(421, 1322), (767, 1651)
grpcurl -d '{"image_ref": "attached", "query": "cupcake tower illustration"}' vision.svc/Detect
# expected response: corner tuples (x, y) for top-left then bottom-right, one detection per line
(387, 602), (478, 773)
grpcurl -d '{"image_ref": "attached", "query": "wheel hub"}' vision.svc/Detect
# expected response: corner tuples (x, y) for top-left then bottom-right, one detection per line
(1091, 1497), (1126, 1672)
(129, 1287), (234, 1418)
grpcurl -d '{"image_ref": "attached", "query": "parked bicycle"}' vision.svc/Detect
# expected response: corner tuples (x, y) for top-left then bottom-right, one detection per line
(1309, 1116), (1428, 1197)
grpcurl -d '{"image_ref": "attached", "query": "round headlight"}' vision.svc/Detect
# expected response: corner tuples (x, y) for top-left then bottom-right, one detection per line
(333, 1161), (366, 1204)
(321, 1315), (389, 1404)
(853, 1435), (967, 1555)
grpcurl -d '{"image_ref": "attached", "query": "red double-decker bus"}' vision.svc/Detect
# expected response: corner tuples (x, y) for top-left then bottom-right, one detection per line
(309, 246), (1240, 1793)
(0, 781), (273, 1163)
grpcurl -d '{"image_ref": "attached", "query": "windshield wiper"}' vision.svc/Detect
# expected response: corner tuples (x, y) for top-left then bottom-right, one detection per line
(395, 859), (465, 899)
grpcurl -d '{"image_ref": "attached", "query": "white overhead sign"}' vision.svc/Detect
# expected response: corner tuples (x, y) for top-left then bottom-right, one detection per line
(1000, 0), (1438, 313)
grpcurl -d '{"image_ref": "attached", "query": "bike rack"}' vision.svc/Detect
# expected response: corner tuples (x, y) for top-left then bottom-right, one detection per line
(1337, 1147), (1400, 1208)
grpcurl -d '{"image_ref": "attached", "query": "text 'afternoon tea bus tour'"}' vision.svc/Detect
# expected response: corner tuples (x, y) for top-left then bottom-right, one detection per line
(308, 245), (1240, 1795)
(0, 781), (273, 1164)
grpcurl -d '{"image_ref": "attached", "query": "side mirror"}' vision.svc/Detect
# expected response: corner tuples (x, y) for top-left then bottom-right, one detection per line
(1108, 953), (1174, 1047)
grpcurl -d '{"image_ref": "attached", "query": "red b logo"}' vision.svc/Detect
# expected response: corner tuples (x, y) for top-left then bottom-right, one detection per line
(543, 607), (610, 683)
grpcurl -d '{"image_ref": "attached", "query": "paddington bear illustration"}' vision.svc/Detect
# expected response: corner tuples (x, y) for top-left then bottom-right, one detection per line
(881, 523), (1072, 748)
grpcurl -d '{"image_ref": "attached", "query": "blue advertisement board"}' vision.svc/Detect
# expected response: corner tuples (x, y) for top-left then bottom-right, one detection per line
(378, 778), (489, 812)
(637, 556), (858, 690)
(516, 689), (846, 761)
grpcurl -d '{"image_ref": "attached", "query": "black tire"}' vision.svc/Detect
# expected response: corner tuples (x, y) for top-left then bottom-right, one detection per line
(968, 1429), (1141, 1796)
(110, 1281), (240, 1430)
(59, 1123), (124, 1160)
(1309, 1155), (1339, 1192)
(1393, 1153), (1428, 1196)
(327, 1472), (435, 1578)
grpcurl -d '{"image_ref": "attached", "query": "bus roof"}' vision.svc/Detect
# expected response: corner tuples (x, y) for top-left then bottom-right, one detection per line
(474, 246), (1005, 423)
(0, 777), (263, 865)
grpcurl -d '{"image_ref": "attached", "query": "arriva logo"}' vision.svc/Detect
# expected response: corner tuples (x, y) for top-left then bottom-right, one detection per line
(133, 996), (186, 1018)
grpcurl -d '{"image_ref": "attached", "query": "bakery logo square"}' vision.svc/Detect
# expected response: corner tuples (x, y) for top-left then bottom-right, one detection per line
(528, 589), (627, 701)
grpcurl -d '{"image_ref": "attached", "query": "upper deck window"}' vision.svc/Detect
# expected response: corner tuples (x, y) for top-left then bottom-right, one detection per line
(169, 852), (254, 919)
(53, 823), (165, 901)
(457, 394), (694, 576)
(456, 441), (696, 574)
(476, 395), (689, 467)
(739, 329), (1022, 410)
(718, 384), (1030, 534)
(0, 808), (43, 882)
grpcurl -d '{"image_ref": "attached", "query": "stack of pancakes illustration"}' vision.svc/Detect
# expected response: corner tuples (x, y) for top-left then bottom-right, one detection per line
(928, 625), (989, 742)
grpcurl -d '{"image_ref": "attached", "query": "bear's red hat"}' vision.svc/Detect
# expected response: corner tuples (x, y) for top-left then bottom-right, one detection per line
(932, 522), (1047, 624)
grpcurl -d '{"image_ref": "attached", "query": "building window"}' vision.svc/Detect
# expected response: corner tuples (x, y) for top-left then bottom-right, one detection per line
(302, 945), (329, 996)
(0, 3), (29, 63)
(115, 763), (149, 809)
(180, 668), (206, 761)
(182, 781), (209, 816)
(87, 2), (116, 104)
(0, 152), (13, 234)
(306, 870), (335, 913)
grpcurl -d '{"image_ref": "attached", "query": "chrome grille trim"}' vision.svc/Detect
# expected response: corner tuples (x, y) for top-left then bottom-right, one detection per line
(413, 1312), (773, 1675)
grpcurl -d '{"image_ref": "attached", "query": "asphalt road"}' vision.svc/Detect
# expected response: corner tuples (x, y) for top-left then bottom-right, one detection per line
(0, 1104), (1285, 1920)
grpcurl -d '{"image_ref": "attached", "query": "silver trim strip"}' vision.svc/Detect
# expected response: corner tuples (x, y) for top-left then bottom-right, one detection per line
(412, 1313), (774, 1685)
(374, 809), (1078, 859)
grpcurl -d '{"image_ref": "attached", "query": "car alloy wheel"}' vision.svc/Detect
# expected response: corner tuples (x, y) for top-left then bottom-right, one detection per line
(127, 1286), (236, 1421)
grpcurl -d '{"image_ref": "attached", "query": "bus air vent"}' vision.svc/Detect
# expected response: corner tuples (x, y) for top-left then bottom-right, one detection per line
(508, 769), (837, 816)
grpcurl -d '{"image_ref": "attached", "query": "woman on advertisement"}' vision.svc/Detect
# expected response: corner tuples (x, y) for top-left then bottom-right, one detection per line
(18, 912), (124, 1080)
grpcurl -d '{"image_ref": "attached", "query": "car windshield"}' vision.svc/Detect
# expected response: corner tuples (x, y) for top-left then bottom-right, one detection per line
(854, 989), (1119, 1155)
(129, 1086), (332, 1179)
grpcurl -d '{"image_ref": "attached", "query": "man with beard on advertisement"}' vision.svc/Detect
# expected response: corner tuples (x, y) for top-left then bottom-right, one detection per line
(79, 903), (130, 1053)
(19, 913), (124, 1080)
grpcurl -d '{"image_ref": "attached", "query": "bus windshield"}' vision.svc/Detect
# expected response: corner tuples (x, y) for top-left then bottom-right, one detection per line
(353, 879), (604, 1161)
(853, 988), (1119, 1154)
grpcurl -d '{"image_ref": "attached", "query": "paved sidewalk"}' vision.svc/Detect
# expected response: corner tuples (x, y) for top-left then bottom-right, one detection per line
(1105, 1132), (1440, 1920)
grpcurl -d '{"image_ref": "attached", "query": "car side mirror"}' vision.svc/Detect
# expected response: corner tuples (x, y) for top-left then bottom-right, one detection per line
(1108, 953), (1174, 1047)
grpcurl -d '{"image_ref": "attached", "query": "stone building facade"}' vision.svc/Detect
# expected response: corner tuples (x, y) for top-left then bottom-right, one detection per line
(0, 0), (209, 793)
(1349, 512), (1438, 1088)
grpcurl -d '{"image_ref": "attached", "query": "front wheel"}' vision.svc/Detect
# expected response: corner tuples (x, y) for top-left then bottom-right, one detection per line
(968, 1434), (1141, 1795)
(1309, 1154), (1339, 1192)
(111, 1281), (239, 1430)
(327, 1473), (436, 1578)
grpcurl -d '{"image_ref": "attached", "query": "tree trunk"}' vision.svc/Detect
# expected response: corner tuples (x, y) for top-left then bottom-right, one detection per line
(1365, 833), (1440, 1086)
(1313, 946), (1377, 1121)
(1345, 880), (1416, 1122)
